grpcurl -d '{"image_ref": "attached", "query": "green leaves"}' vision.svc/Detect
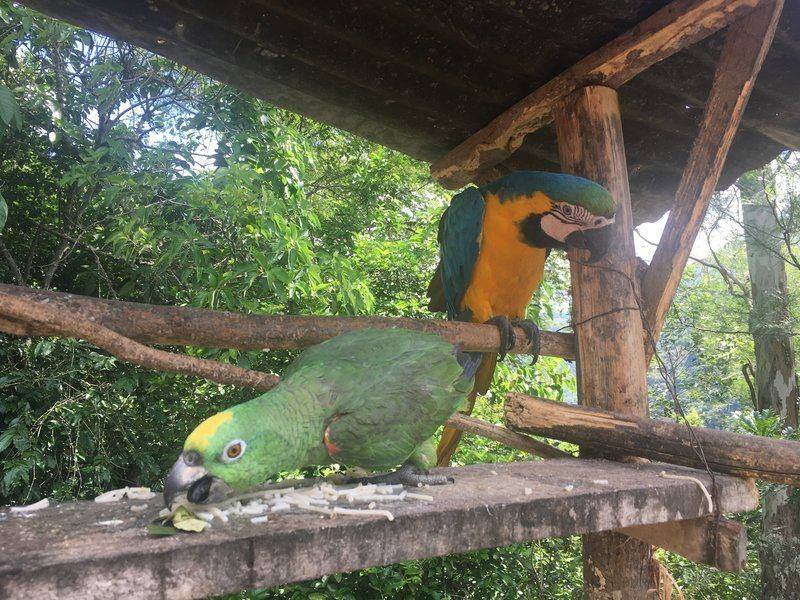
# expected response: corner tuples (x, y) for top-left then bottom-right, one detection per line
(0, 192), (7, 232)
(0, 82), (21, 134)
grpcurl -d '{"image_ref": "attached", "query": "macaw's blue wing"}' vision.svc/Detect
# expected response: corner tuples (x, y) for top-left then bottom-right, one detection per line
(427, 187), (485, 322)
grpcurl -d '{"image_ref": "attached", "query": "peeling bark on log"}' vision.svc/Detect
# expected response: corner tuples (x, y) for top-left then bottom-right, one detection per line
(0, 284), (573, 358)
(505, 392), (800, 486)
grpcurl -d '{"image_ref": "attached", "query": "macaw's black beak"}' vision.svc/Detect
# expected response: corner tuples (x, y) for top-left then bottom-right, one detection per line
(163, 452), (231, 507)
(565, 224), (614, 264)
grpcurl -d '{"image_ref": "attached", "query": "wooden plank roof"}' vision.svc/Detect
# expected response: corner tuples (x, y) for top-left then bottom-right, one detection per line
(0, 460), (758, 599)
(19, 0), (800, 223)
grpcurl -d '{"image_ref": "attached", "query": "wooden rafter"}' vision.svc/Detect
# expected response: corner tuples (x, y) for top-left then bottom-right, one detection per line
(430, 0), (768, 189)
(641, 0), (784, 356)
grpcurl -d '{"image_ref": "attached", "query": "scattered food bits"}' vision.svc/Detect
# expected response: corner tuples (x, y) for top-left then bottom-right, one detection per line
(490, 470), (498, 476)
(130, 504), (148, 513)
(524, 487), (533, 496)
(592, 480), (609, 485)
(405, 492), (433, 501)
(97, 519), (124, 526)
(95, 487), (155, 503)
(564, 485), (574, 492)
(10, 498), (49, 513)
(158, 480), (434, 534)
(333, 506), (393, 521)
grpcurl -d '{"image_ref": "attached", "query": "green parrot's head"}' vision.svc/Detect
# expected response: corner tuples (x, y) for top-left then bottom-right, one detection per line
(163, 401), (282, 507)
(485, 171), (617, 262)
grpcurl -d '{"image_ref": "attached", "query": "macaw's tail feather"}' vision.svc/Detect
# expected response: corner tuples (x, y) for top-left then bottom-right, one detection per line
(436, 352), (497, 466)
(427, 263), (446, 313)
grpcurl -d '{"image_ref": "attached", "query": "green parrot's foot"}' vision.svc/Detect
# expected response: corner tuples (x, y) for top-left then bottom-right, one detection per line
(485, 315), (515, 361)
(347, 461), (454, 487)
(510, 318), (541, 366)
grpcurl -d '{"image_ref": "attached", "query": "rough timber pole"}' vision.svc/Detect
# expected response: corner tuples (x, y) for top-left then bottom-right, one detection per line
(554, 86), (652, 598)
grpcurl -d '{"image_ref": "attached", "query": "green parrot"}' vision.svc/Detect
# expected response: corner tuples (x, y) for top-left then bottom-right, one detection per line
(163, 328), (480, 506)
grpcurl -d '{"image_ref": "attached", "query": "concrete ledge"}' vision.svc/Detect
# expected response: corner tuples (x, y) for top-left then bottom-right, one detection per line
(0, 459), (758, 600)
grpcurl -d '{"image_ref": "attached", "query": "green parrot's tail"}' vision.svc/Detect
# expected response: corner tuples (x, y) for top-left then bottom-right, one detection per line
(454, 349), (482, 383)
(436, 352), (497, 466)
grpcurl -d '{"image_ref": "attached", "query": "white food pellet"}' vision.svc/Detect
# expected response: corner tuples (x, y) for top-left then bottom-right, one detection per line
(250, 515), (269, 524)
(524, 487), (533, 495)
(10, 498), (50, 513)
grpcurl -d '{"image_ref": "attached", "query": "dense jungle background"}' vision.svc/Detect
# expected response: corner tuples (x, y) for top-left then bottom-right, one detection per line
(1, 3), (799, 598)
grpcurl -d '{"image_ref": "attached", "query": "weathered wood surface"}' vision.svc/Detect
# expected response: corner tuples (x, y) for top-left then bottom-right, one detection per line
(555, 86), (652, 598)
(430, 0), (765, 188)
(506, 393), (800, 486)
(620, 516), (748, 572)
(0, 284), (573, 359)
(0, 460), (758, 600)
(641, 0), (784, 352)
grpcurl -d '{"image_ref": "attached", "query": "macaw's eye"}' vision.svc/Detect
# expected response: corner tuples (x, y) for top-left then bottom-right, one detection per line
(595, 218), (603, 226)
(221, 440), (246, 463)
(562, 205), (572, 215)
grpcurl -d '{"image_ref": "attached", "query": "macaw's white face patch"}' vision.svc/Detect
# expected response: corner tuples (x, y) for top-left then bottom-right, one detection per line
(540, 202), (615, 243)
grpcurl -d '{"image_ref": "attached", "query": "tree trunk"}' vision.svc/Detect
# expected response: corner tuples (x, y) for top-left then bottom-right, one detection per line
(743, 202), (800, 600)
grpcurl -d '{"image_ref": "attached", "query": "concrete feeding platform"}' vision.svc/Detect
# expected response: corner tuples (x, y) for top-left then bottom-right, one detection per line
(0, 459), (758, 600)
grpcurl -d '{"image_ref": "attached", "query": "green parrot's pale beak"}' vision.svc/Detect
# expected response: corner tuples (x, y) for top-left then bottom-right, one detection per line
(163, 451), (231, 507)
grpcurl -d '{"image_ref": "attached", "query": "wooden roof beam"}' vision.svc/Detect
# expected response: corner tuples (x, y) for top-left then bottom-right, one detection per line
(430, 0), (767, 189)
(640, 0), (784, 355)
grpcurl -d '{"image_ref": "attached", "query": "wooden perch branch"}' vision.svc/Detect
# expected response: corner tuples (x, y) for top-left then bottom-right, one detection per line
(445, 413), (572, 459)
(505, 392), (797, 486)
(641, 0), (783, 352)
(0, 286), (562, 457)
(0, 284), (574, 358)
(0, 290), (280, 392)
(430, 0), (766, 189)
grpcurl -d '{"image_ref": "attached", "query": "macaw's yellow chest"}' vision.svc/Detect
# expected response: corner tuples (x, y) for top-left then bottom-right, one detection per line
(460, 192), (550, 323)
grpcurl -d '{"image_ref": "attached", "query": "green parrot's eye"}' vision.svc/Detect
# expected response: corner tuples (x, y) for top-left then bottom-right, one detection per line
(221, 439), (246, 463)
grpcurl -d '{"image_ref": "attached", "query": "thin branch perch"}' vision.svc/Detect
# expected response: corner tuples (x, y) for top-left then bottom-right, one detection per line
(0, 284), (574, 358)
(0, 290), (280, 391)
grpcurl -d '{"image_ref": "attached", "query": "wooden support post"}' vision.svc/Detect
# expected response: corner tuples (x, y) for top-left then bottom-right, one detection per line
(620, 516), (748, 572)
(640, 0), (783, 352)
(554, 86), (652, 599)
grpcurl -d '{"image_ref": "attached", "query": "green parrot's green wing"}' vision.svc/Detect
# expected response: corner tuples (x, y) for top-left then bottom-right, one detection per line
(282, 328), (474, 470)
(436, 187), (485, 322)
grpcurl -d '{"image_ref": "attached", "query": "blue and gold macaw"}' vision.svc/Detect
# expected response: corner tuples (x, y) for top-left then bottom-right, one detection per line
(427, 171), (616, 465)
